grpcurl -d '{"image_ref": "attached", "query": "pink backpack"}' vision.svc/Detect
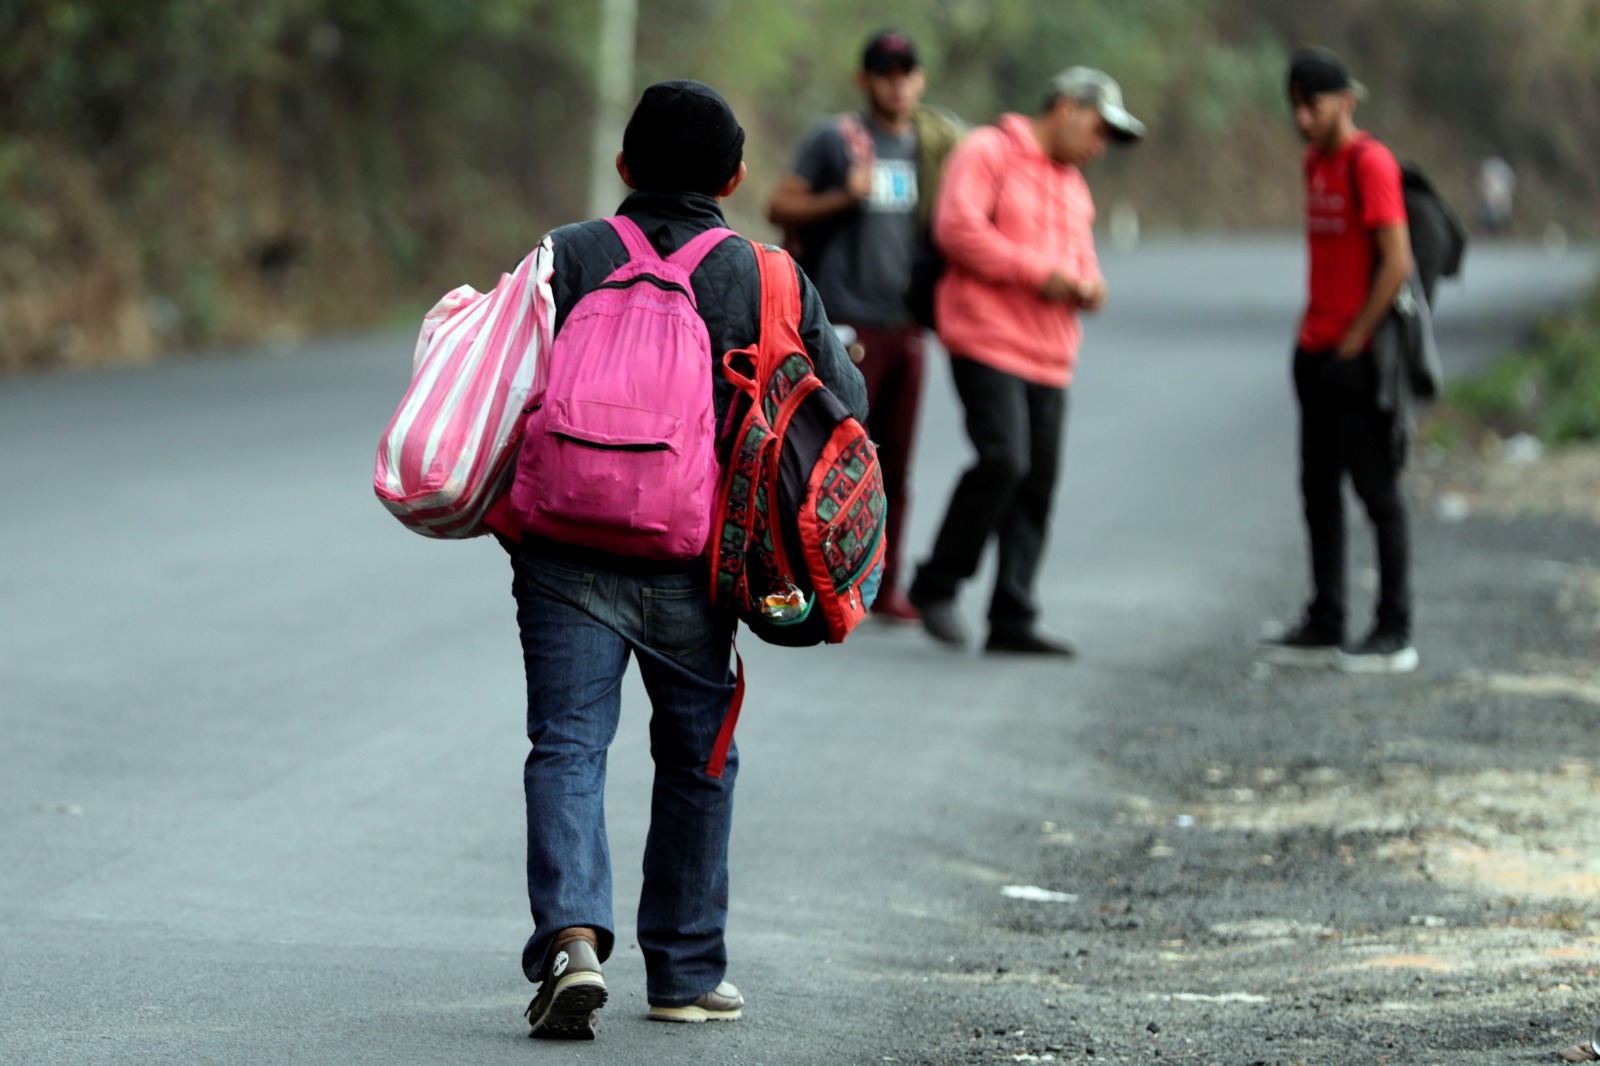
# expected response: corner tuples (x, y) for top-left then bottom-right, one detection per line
(507, 216), (736, 559)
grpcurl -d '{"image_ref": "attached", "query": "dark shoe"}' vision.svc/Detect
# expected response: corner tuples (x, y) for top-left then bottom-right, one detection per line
(1339, 627), (1419, 674)
(525, 928), (607, 1039)
(870, 587), (921, 624)
(907, 587), (968, 647)
(984, 630), (1077, 657)
(647, 981), (744, 1023)
(1257, 617), (1341, 668)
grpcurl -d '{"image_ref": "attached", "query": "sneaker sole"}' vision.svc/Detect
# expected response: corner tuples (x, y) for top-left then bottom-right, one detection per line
(646, 1003), (743, 1024)
(1338, 647), (1420, 674)
(528, 975), (608, 1039)
(1257, 645), (1341, 668)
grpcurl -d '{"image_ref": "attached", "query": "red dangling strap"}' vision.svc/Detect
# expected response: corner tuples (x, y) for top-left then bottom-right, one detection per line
(705, 645), (745, 779)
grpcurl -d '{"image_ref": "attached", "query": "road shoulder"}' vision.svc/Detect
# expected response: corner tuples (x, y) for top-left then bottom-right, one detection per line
(899, 445), (1600, 1065)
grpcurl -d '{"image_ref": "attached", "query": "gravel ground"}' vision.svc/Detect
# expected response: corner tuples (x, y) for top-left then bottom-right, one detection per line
(895, 446), (1600, 1066)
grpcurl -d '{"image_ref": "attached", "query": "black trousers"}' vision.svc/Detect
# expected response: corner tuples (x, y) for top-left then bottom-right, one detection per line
(1294, 347), (1411, 638)
(911, 356), (1067, 636)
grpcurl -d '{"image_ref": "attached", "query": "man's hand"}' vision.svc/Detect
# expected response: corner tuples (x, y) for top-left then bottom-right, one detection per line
(845, 162), (873, 202)
(1041, 272), (1107, 310)
(1041, 270), (1077, 303)
(1335, 331), (1366, 360)
(1074, 278), (1108, 312)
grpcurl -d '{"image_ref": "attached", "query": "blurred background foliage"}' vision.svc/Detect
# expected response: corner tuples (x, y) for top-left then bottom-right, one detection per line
(3, 0), (1599, 370)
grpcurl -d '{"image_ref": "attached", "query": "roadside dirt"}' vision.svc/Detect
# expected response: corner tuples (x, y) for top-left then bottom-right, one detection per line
(902, 445), (1600, 1065)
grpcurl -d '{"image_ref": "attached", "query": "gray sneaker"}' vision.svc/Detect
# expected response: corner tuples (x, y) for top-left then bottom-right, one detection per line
(525, 930), (607, 1039)
(646, 981), (744, 1023)
(907, 587), (969, 648)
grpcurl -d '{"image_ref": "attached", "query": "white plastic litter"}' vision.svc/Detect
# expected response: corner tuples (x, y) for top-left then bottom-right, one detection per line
(1000, 885), (1078, 903)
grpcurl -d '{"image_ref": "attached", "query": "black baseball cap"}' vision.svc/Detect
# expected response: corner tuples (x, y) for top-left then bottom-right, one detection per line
(1287, 47), (1368, 101)
(862, 30), (919, 73)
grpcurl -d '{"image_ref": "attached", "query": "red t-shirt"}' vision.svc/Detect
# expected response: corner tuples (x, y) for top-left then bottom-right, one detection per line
(1298, 132), (1406, 351)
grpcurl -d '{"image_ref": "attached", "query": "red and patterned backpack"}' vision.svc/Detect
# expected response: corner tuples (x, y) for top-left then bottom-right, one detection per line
(708, 241), (887, 648)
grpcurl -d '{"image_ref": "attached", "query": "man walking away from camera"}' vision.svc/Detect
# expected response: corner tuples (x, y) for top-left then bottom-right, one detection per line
(509, 79), (867, 1040)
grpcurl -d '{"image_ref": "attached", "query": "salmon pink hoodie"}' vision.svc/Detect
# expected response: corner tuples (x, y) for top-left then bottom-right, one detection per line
(932, 113), (1101, 388)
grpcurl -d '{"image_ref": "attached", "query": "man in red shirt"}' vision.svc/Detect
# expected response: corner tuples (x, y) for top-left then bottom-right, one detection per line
(1261, 47), (1417, 673)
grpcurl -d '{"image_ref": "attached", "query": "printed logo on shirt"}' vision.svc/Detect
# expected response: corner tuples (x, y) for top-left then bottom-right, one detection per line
(1307, 168), (1349, 235)
(866, 159), (918, 213)
(1307, 188), (1349, 235)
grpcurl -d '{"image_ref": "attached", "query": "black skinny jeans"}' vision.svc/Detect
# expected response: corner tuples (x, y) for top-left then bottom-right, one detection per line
(1294, 347), (1411, 639)
(912, 356), (1067, 636)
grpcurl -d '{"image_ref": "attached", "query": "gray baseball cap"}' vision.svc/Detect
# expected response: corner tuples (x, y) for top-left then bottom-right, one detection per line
(1048, 67), (1145, 142)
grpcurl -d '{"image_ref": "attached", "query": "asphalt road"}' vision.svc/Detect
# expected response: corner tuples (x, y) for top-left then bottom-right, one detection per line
(1, 236), (1593, 1065)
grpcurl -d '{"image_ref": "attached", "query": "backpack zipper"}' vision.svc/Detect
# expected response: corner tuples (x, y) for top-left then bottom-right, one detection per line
(593, 274), (692, 299)
(551, 431), (669, 452)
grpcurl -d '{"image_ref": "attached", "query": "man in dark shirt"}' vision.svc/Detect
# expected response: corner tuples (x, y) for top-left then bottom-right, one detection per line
(768, 29), (961, 623)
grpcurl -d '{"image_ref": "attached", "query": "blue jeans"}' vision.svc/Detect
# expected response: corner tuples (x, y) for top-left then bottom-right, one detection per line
(510, 543), (739, 1007)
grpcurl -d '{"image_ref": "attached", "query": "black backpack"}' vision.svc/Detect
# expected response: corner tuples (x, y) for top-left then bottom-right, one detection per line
(1398, 163), (1468, 305)
(1346, 143), (1467, 305)
(1338, 142), (1458, 410)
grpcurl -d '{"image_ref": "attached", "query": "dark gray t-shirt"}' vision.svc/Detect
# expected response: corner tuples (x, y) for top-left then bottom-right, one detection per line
(790, 113), (919, 326)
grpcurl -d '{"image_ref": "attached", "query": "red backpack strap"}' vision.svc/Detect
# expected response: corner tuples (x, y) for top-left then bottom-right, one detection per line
(705, 645), (744, 778)
(604, 214), (657, 260)
(1344, 137), (1371, 221)
(718, 240), (798, 402)
(669, 226), (738, 274)
(750, 241), (806, 376)
(839, 111), (874, 166)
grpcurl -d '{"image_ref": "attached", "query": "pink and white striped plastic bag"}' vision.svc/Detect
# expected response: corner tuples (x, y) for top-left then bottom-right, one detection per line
(373, 238), (554, 538)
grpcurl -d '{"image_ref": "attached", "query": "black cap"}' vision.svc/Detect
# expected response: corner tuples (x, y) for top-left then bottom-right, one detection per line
(862, 29), (919, 73)
(1287, 47), (1368, 101)
(621, 79), (746, 195)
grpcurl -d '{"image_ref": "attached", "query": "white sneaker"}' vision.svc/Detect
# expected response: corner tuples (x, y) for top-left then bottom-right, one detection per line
(1338, 628), (1419, 674)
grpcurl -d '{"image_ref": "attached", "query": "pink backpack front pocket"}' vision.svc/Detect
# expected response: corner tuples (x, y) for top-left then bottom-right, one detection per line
(527, 399), (688, 541)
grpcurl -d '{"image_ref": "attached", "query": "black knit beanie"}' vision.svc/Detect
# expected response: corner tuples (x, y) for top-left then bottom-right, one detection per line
(621, 79), (746, 195)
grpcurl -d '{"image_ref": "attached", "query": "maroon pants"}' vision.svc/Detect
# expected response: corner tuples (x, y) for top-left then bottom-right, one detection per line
(839, 320), (926, 595)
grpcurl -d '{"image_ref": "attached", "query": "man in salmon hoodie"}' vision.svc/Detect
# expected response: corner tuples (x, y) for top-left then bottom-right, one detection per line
(907, 68), (1143, 655)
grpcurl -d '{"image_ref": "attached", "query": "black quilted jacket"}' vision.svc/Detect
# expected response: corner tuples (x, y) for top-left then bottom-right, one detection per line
(545, 189), (869, 431)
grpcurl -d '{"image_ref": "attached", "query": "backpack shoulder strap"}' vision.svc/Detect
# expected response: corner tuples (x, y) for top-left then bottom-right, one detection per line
(839, 111), (874, 165)
(750, 241), (806, 377)
(668, 226), (738, 274)
(604, 214), (657, 261)
(1344, 136), (1381, 225)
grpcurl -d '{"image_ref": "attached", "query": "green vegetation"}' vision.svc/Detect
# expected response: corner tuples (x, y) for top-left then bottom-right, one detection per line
(3, 0), (1600, 370)
(1429, 290), (1600, 448)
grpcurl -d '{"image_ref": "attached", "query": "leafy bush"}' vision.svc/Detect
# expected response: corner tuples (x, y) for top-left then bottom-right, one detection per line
(5, 0), (1600, 368)
(1437, 290), (1600, 446)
